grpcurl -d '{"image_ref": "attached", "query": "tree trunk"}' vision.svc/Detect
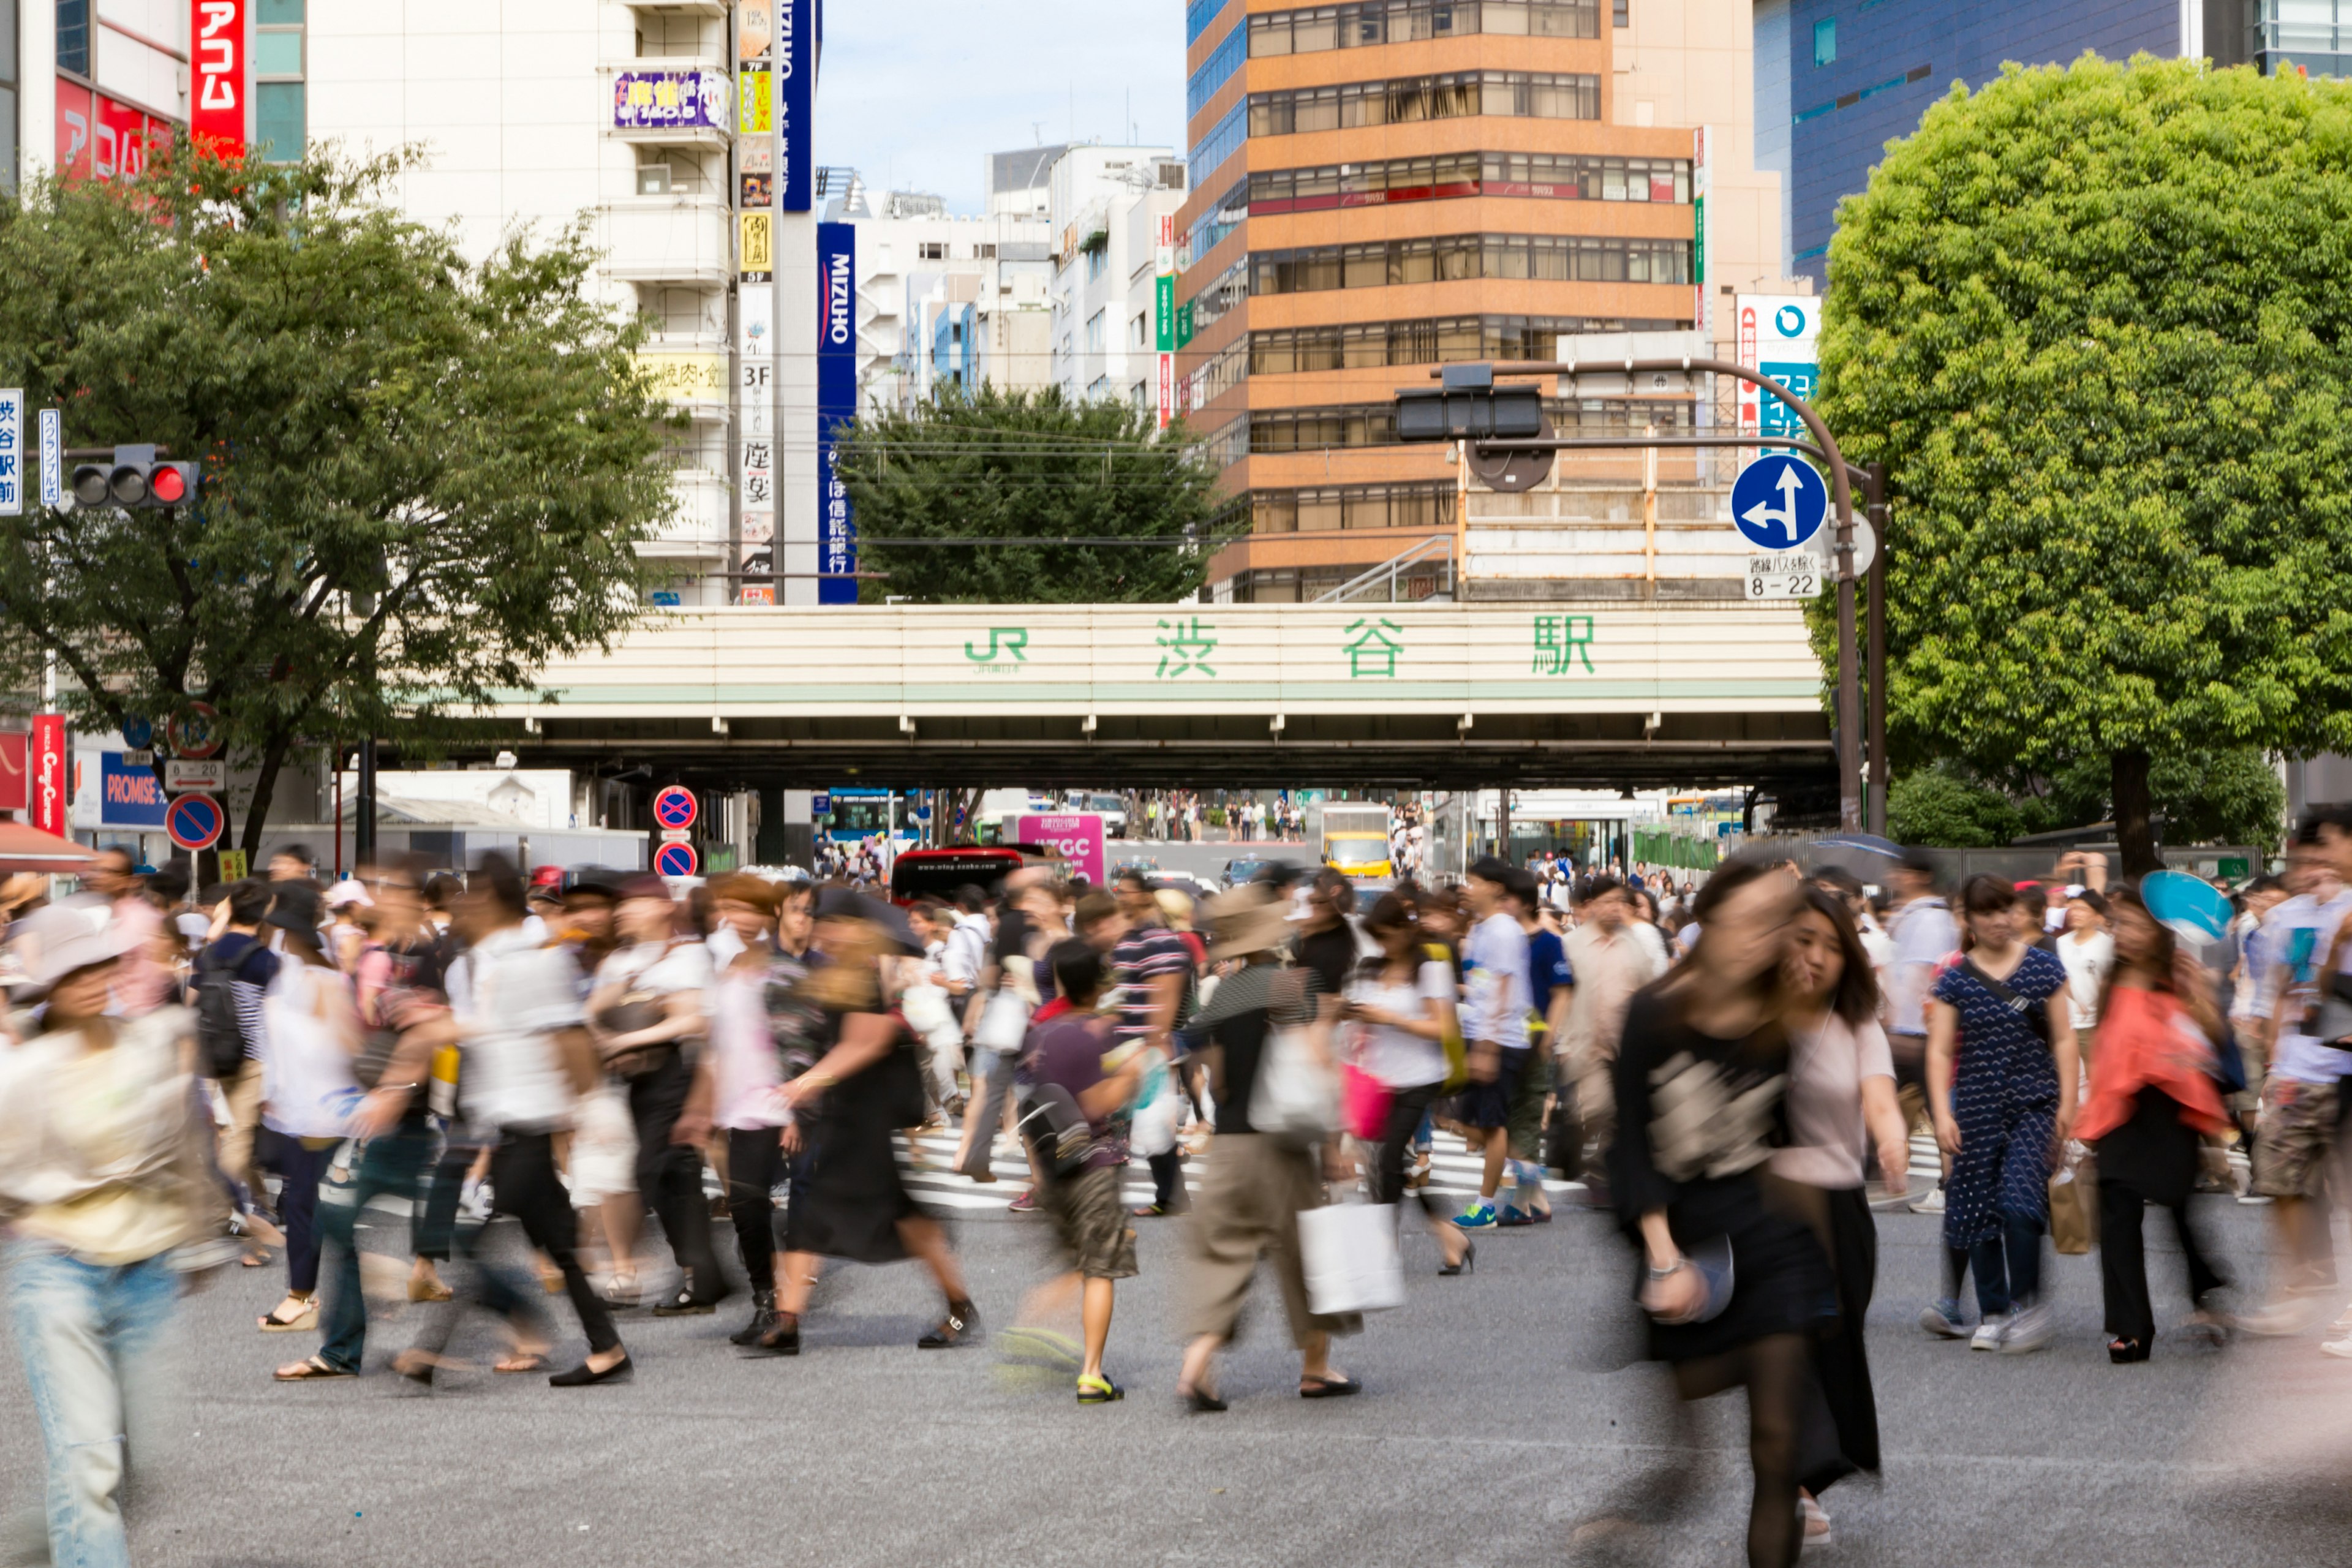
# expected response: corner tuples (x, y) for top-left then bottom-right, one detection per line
(239, 734), (296, 865)
(2113, 747), (2160, 878)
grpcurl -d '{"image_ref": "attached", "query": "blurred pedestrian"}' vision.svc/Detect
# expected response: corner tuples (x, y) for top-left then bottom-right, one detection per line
(0, 903), (213, 1568)
(1924, 875), (2078, 1352)
(1605, 858), (1825, 1568)
(253, 881), (361, 1335)
(1452, 857), (1534, 1231)
(2078, 888), (2232, 1362)
(1345, 894), (1470, 1273)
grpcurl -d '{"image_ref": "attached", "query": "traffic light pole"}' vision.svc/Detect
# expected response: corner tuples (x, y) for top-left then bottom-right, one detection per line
(1438, 359), (1871, 832)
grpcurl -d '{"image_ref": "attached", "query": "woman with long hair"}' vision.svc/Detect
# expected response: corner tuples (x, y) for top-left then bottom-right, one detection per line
(1603, 857), (1827, 1568)
(1926, 874), (2079, 1354)
(2077, 886), (2231, 1362)
(1344, 894), (1471, 1275)
(1774, 885), (1912, 1547)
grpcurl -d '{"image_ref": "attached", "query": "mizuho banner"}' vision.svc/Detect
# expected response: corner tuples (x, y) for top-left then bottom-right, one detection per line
(817, 221), (858, 605)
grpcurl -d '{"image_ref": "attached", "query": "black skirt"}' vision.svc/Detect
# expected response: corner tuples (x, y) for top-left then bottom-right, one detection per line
(781, 1036), (934, 1265)
(1642, 1172), (1838, 1365)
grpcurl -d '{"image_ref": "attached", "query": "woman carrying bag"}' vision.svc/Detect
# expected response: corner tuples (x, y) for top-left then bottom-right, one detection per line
(2078, 887), (2233, 1362)
(1173, 883), (1362, 1411)
(1343, 893), (1472, 1275)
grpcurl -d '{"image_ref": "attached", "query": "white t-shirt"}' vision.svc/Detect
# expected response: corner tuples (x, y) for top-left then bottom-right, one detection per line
(2056, 929), (2114, 1031)
(709, 959), (784, 1130)
(1887, 896), (1959, 1036)
(1463, 911), (1531, 1050)
(2266, 891), (2352, 1085)
(1773, 1011), (1896, 1190)
(260, 960), (360, 1139)
(1348, 959), (1454, 1088)
(454, 924), (587, 1133)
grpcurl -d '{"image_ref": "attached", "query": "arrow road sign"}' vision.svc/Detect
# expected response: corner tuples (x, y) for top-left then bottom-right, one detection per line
(165, 792), (225, 851)
(1730, 453), (1828, 551)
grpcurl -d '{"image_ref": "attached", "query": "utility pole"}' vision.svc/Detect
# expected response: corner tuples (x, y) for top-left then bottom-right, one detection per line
(1866, 462), (1890, 837)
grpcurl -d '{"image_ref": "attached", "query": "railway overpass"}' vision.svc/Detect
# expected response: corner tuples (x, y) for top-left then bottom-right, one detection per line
(460, 600), (1833, 794)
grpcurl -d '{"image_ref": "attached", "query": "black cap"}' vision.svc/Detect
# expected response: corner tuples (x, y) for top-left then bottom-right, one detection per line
(263, 881), (322, 934)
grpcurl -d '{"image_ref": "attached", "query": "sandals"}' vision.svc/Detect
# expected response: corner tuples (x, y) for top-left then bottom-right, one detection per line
(273, 1355), (355, 1382)
(494, 1352), (552, 1376)
(1076, 1372), (1125, 1404)
(1298, 1372), (1362, 1399)
(258, 1297), (317, 1332)
(2108, 1336), (2152, 1364)
(1177, 1383), (1227, 1413)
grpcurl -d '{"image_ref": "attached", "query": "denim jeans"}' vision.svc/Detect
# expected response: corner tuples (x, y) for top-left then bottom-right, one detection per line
(4, 1240), (178, 1568)
(315, 1118), (438, 1373)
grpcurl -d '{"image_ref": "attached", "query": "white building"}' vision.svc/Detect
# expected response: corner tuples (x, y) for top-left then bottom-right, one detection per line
(1043, 144), (1185, 408)
(11, 0), (194, 187)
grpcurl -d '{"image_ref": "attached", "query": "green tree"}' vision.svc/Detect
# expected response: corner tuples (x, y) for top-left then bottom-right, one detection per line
(2032, 746), (2285, 851)
(1815, 56), (2352, 875)
(0, 144), (674, 857)
(834, 386), (1221, 603)
(1888, 766), (2023, 848)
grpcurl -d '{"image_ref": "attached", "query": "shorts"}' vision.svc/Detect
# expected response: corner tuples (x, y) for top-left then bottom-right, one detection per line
(2253, 1077), (2340, 1199)
(1041, 1163), (1139, 1281)
(567, 1084), (639, 1205)
(1460, 1045), (1531, 1131)
(1506, 1046), (1555, 1161)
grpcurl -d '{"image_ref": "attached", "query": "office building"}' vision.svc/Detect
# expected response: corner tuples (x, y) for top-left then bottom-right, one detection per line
(8, 0), (190, 189)
(1760, 1), (2256, 284)
(1175, 0), (1793, 603)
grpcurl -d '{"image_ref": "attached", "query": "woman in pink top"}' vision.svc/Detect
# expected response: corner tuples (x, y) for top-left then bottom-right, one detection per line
(695, 874), (797, 1348)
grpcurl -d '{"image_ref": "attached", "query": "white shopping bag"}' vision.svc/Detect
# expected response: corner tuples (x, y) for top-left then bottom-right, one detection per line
(1129, 1064), (1180, 1158)
(1296, 1200), (1404, 1316)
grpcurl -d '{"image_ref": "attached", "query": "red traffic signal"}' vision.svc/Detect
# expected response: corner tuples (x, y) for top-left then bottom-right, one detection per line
(67, 446), (197, 511)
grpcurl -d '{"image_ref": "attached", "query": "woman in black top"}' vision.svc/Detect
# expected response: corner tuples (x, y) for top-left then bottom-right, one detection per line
(1605, 859), (1829, 1568)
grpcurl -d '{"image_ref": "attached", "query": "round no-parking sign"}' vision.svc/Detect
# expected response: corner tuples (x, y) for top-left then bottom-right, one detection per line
(653, 840), (699, 878)
(165, 793), (224, 851)
(652, 786), (698, 832)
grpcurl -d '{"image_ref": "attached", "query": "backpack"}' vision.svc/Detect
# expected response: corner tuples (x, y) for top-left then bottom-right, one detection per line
(194, 943), (254, 1080)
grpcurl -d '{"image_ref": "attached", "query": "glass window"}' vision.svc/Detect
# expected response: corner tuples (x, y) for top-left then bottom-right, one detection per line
(57, 0), (89, 76)
(255, 81), (306, 161)
(254, 29), (304, 76)
(1814, 17), (1836, 67)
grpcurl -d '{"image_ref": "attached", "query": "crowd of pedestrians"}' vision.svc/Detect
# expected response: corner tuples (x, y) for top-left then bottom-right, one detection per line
(1, 811), (2342, 1567)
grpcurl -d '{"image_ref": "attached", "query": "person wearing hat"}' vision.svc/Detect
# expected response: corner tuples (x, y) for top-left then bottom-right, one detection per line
(1172, 883), (1362, 1411)
(253, 880), (363, 1335)
(0, 902), (213, 1564)
(753, 886), (978, 1355)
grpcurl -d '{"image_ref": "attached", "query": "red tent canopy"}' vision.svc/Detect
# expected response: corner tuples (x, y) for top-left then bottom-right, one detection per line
(0, 820), (97, 873)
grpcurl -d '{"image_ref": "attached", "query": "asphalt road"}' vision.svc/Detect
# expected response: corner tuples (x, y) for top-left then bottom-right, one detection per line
(6, 1151), (2350, 1568)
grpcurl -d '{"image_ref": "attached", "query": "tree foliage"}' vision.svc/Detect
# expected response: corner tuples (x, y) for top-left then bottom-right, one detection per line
(834, 386), (1221, 603)
(1892, 747), (2285, 851)
(1888, 767), (2023, 848)
(0, 144), (674, 853)
(1814, 56), (2352, 872)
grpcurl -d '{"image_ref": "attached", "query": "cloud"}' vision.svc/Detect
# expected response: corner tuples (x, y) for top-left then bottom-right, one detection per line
(815, 0), (1186, 212)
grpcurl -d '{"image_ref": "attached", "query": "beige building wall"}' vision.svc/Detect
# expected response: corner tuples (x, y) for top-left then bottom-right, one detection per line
(1613, 0), (1808, 356)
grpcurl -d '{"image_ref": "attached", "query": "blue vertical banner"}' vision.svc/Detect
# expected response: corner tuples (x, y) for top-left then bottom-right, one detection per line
(817, 221), (858, 605)
(779, 0), (813, 213)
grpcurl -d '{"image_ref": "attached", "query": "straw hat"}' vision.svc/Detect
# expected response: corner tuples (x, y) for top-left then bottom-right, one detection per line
(1206, 883), (1294, 962)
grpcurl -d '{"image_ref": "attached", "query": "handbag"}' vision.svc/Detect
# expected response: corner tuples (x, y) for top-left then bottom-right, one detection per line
(1129, 1061), (1181, 1158)
(1341, 1063), (1393, 1143)
(2049, 1149), (2098, 1255)
(1254, 1014), (1341, 1147)
(595, 941), (685, 1079)
(1296, 1198), (1404, 1316)
(1427, 942), (1469, 1092)
(973, 987), (1031, 1054)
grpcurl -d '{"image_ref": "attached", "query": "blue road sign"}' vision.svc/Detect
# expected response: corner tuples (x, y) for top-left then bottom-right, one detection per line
(654, 840), (699, 878)
(653, 786), (698, 831)
(1730, 453), (1828, 551)
(120, 715), (154, 751)
(165, 792), (224, 851)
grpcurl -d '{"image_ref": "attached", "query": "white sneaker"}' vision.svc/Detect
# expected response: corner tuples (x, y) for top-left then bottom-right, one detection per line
(2320, 1337), (2352, 1361)
(1971, 1313), (2010, 1351)
(1908, 1185), (1945, 1215)
(2000, 1302), (2056, 1354)
(2237, 1298), (2328, 1337)
(1918, 1300), (1967, 1339)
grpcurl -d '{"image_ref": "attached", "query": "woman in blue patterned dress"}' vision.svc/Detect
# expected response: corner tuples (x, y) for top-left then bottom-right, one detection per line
(1926, 875), (2080, 1354)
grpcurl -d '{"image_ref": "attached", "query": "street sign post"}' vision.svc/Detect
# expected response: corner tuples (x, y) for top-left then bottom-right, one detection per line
(654, 840), (699, 878)
(1730, 454), (1827, 552)
(652, 785), (698, 832)
(658, 827), (692, 843)
(165, 793), (225, 851)
(167, 703), (223, 760)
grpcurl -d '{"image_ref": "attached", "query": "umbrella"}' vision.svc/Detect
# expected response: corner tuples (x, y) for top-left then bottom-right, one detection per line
(2141, 870), (2234, 944)
(0, 821), (98, 874)
(1812, 832), (1905, 861)
(813, 884), (922, 955)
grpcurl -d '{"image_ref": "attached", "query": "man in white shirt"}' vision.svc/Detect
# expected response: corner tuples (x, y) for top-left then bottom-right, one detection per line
(941, 887), (992, 1000)
(1883, 850), (1959, 1213)
(1455, 858), (1536, 1230)
(1561, 875), (1665, 1207)
(417, 854), (630, 1387)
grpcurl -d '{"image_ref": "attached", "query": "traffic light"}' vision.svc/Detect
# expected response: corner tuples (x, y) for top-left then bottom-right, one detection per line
(1392, 363), (1545, 443)
(69, 445), (197, 510)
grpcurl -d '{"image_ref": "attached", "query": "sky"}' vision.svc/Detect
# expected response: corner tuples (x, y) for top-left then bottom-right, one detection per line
(815, 1), (1188, 214)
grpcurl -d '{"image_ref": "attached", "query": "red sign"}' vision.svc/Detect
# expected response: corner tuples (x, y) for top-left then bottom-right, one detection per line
(165, 792), (225, 851)
(653, 840), (699, 878)
(191, 0), (247, 157)
(55, 81), (173, 184)
(0, 733), (25, 813)
(168, 702), (224, 760)
(31, 715), (68, 837)
(652, 785), (699, 831)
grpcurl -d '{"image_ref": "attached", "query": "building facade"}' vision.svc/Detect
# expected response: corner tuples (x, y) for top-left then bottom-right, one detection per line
(1044, 143), (1186, 408)
(1174, 0), (1790, 603)
(1760, 0), (2253, 285)
(9, 0), (193, 190)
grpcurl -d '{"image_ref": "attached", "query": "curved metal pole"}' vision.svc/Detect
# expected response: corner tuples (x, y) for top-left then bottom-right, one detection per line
(1441, 358), (1863, 829)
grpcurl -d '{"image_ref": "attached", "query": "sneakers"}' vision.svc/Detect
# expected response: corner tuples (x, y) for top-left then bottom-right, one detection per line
(1908, 1185), (1946, 1215)
(1919, 1299), (1968, 1339)
(1452, 1202), (1499, 1231)
(1496, 1205), (1537, 1228)
(2237, 1297), (2329, 1336)
(2320, 1338), (2352, 1361)
(1008, 1191), (1037, 1213)
(2000, 1302), (2056, 1354)
(1970, 1313), (2011, 1351)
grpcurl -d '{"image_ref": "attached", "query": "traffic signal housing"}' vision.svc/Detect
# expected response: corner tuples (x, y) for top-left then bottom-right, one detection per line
(1392, 363), (1545, 443)
(70, 445), (197, 510)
